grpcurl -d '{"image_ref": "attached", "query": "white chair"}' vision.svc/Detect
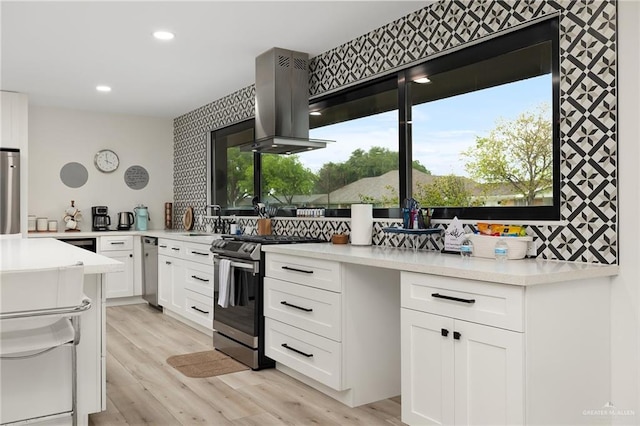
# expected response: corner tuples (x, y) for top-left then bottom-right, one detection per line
(0, 263), (91, 426)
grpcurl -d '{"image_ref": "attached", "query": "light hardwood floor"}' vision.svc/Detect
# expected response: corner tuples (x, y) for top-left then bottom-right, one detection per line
(89, 304), (403, 426)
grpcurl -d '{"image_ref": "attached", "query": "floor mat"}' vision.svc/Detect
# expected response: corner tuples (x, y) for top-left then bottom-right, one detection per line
(166, 349), (249, 378)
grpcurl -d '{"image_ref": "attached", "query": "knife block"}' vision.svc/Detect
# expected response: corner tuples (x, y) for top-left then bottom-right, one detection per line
(257, 218), (272, 235)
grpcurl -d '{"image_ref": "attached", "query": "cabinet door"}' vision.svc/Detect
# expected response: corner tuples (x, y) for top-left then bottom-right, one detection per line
(103, 251), (134, 298)
(401, 308), (455, 426)
(171, 261), (185, 312)
(158, 255), (172, 307)
(454, 320), (524, 426)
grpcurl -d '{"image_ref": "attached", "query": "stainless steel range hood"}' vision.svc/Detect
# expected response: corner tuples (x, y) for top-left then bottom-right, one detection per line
(241, 47), (331, 155)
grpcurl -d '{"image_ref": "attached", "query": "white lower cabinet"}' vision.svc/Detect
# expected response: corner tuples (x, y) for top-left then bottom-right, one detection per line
(183, 289), (214, 328)
(158, 238), (215, 331)
(264, 253), (400, 408)
(401, 271), (610, 426)
(98, 236), (135, 298)
(401, 308), (523, 425)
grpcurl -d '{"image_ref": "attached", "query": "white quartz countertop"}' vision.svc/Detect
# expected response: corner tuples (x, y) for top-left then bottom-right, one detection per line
(29, 229), (222, 245)
(1, 238), (124, 275)
(262, 243), (618, 286)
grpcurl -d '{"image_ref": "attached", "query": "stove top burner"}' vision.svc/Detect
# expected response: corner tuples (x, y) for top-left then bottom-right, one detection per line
(227, 234), (325, 244)
(212, 234), (325, 261)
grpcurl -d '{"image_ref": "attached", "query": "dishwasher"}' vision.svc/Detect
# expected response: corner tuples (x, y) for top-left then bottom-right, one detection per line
(142, 236), (160, 309)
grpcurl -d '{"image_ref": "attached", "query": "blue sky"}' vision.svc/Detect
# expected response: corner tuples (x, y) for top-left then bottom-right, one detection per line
(307, 75), (551, 176)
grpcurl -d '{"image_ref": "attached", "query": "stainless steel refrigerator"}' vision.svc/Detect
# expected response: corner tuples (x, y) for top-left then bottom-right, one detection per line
(1, 148), (20, 234)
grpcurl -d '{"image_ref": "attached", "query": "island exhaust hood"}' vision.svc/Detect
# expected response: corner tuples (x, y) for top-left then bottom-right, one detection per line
(240, 47), (331, 155)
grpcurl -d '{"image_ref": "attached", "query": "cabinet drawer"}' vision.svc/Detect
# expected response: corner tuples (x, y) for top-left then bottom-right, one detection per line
(158, 239), (183, 257)
(401, 272), (524, 332)
(183, 241), (215, 265)
(184, 262), (214, 297)
(265, 253), (341, 292)
(183, 289), (213, 330)
(264, 277), (341, 341)
(265, 318), (343, 390)
(99, 235), (133, 251)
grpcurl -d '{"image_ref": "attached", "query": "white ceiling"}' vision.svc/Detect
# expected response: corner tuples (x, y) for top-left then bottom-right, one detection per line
(1, 1), (428, 118)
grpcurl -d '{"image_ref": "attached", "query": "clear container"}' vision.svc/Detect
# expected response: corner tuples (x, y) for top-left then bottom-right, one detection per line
(460, 238), (473, 258)
(494, 239), (509, 262)
(28, 215), (37, 232)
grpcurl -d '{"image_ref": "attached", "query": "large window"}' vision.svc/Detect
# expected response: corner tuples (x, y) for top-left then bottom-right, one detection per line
(210, 17), (559, 220)
(405, 18), (559, 220)
(208, 119), (255, 210)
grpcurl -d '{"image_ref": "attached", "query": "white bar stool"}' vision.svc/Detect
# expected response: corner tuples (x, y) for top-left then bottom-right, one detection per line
(0, 263), (91, 426)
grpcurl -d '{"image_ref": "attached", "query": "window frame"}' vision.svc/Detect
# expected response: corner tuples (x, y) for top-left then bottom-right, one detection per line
(309, 17), (560, 221)
(213, 17), (560, 221)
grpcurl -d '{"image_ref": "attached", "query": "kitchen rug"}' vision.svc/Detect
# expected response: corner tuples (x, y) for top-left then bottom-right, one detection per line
(166, 350), (248, 378)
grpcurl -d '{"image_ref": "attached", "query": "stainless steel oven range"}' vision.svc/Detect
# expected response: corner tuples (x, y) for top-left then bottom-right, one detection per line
(210, 234), (324, 370)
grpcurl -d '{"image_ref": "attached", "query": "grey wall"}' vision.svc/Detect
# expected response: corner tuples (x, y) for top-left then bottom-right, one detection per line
(173, 0), (617, 264)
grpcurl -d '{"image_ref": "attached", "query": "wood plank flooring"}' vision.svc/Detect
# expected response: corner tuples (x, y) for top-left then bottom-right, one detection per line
(89, 304), (403, 426)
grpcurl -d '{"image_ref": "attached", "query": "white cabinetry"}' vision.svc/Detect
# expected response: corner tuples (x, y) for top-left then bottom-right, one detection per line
(158, 239), (184, 311)
(264, 252), (400, 407)
(182, 241), (214, 328)
(98, 235), (135, 299)
(1, 91), (28, 148)
(158, 238), (215, 331)
(401, 271), (610, 426)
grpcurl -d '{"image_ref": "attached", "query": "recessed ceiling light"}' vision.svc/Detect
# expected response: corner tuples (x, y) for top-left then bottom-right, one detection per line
(153, 31), (175, 41)
(309, 111), (322, 116)
(96, 85), (111, 92)
(414, 77), (431, 84)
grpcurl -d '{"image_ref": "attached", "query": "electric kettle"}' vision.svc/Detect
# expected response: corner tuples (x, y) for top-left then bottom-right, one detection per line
(117, 212), (135, 230)
(134, 205), (149, 231)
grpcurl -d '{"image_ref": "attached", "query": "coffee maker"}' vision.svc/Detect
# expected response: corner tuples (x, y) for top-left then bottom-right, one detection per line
(92, 206), (111, 231)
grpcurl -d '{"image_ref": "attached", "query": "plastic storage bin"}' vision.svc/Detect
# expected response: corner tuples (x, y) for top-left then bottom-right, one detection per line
(466, 234), (533, 259)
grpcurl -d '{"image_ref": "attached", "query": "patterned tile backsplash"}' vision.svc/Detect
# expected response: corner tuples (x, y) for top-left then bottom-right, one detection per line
(174, 0), (617, 264)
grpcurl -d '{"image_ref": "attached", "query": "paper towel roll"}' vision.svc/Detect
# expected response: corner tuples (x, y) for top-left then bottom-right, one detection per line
(350, 204), (372, 246)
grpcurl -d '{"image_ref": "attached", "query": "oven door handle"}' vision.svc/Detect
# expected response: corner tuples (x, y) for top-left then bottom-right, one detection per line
(214, 257), (255, 271)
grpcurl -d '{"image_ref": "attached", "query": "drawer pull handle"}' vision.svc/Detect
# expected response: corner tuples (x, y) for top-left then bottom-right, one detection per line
(453, 331), (461, 340)
(441, 328), (449, 337)
(159, 245), (167, 248)
(281, 343), (313, 358)
(165, 261), (172, 265)
(171, 247), (180, 251)
(281, 266), (313, 274)
(191, 306), (209, 314)
(280, 301), (313, 312)
(191, 251), (209, 256)
(110, 241), (125, 245)
(431, 293), (476, 304)
(191, 275), (210, 282)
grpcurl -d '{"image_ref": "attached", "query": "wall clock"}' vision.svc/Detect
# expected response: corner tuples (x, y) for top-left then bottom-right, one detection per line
(94, 149), (119, 173)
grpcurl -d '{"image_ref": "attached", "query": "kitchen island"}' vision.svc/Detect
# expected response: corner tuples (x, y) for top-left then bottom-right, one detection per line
(0, 238), (123, 425)
(261, 243), (618, 425)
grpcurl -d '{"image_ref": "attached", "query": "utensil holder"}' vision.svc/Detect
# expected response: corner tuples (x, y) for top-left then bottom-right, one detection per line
(257, 218), (272, 235)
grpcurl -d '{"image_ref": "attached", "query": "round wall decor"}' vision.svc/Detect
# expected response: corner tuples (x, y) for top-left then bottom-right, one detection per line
(124, 165), (149, 190)
(60, 162), (89, 188)
(94, 149), (119, 173)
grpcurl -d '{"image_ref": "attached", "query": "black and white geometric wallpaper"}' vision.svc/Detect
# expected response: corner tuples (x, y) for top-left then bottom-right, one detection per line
(174, 0), (617, 264)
